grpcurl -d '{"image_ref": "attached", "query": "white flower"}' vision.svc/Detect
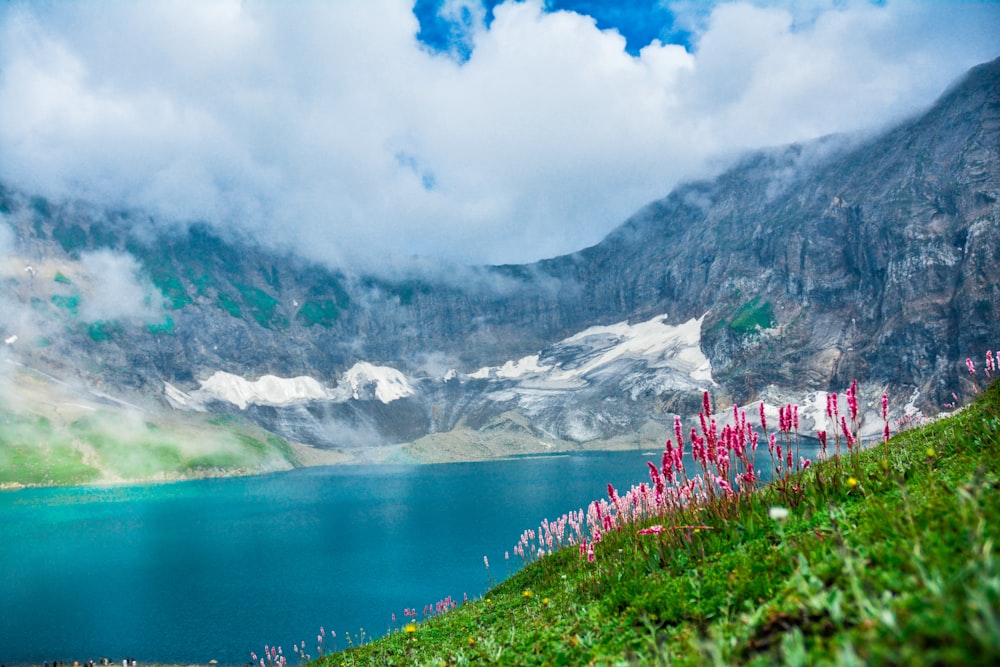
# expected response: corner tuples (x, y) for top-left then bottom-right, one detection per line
(768, 506), (790, 522)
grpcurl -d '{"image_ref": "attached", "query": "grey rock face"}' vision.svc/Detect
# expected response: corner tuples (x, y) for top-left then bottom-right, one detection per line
(1, 57), (997, 450)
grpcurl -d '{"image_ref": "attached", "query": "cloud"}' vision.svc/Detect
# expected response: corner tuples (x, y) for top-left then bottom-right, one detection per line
(0, 215), (13, 257)
(0, 0), (996, 267)
(75, 249), (166, 323)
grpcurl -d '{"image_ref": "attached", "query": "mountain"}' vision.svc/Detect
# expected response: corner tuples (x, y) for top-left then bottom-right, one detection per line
(1, 57), (997, 468)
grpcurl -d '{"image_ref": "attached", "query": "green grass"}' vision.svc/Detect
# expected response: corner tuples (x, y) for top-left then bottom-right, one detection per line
(147, 315), (176, 335)
(87, 320), (123, 342)
(0, 402), (299, 486)
(50, 293), (80, 316)
(728, 297), (775, 334)
(235, 282), (288, 329)
(314, 380), (1000, 666)
(295, 298), (343, 327)
(0, 414), (99, 486)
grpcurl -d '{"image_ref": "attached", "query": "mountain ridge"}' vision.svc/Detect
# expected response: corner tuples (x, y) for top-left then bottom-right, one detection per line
(1, 56), (997, 461)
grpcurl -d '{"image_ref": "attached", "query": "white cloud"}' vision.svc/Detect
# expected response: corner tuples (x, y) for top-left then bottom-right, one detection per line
(0, 0), (996, 267)
(76, 250), (166, 322)
(0, 215), (13, 257)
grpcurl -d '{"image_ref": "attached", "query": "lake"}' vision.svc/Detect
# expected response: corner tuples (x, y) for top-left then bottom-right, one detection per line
(0, 449), (659, 665)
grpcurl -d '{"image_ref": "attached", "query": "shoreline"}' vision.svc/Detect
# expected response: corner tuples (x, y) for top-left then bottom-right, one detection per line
(0, 431), (658, 492)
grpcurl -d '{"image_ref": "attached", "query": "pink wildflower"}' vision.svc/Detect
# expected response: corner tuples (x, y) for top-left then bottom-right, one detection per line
(847, 380), (859, 422)
(842, 416), (855, 450)
(637, 525), (664, 535)
(759, 401), (767, 430)
(967, 357), (976, 376)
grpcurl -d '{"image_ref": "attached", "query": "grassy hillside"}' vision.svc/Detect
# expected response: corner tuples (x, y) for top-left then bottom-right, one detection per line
(0, 364), (302, 487)
(309, 377), (1000, 666)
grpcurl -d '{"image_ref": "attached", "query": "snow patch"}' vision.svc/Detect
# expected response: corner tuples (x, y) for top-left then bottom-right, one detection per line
(191, 371), (333, 410)
(466, 314), (713, 408)
(496, 354), (551, 379)
(168, 363), (415, 410)
(337, 362), (414, 403)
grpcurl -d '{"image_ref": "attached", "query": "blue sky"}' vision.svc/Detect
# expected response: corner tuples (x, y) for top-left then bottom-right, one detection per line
(414, 0), (694, 58)
(0, 1), (997, 269)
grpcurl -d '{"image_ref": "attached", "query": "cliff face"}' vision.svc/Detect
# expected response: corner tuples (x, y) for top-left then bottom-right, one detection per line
(1, 57), (997, 453)
(540, 56), (1000, 406)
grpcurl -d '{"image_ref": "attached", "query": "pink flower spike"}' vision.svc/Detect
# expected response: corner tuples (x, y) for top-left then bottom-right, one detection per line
(637, 525), (664, 535)
(967, 358), (976, 375)
(881, 393), (889, 421)
(759, 401), (767, 430)
(703, 390), (712, 417)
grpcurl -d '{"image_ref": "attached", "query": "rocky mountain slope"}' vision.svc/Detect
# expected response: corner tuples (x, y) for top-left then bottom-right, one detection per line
(1, 57), (997, 463)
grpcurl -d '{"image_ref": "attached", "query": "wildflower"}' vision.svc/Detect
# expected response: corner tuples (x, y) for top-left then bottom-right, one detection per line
(881, 393), (889, 421)
(404, 623), (417, 634)
(926, 447), (936, 458)
(760, 401), (767, 430)
(847, 477), (858, 488)
(841, 417), (855, 450)
(847, 380), (859, 422)
(522, 589), (534, 599)
(768, 506), (789, 522)
(637, 525), (664, 535)
(483, 555), (489, 569)
(967, 357), (976, 375)
(542, 597), (550, 606)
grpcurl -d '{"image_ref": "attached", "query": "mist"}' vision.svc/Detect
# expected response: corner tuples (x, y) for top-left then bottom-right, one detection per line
(0, 0), (997, 268)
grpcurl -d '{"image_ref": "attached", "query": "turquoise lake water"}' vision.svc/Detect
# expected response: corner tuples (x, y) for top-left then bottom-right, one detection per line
(0, 450), (659, 665)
